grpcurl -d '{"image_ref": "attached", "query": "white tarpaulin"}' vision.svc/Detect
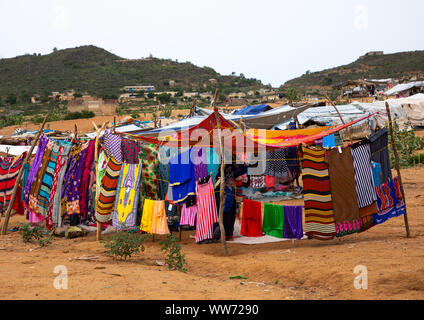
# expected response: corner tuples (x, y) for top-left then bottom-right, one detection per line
(384, 81), (424, 96)
(0, 145), (37, 156)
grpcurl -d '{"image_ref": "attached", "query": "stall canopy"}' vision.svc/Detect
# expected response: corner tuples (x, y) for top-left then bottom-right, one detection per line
(232, 104), (272, 116)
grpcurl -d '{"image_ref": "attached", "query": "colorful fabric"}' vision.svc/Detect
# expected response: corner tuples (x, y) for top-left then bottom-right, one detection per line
(370, 128), (392, 183)
(139, 143), (160, 210)
(283, 206), (303, 239)
(21, 163), (30, 202)
(79, 139), (96, 219)
(265, 148), (291, 181)
(250, 175), (266, 189)
(157, 147), (172, 200)
(121, 139), (142, 164)
(180, 202), (197, 227)
(112, 162), (142, 230)
(263, 203), (284, 238)
(351, 141), (377, 208)
(95, 157), (122, 223)
(195, 177), (218, 243)
(104, 130), (122, 163)
(0, 153), (25, 214)
(373, 180), (396, 225)
(393, 176), (406, 216)
(240, 198), (263, 237)
(301, 146), (336, 240)
(140, 198), (155, 234)
(327, 146), (361, 237)
(371, 161), (382, 188)
(170, 149), (195, 204)
(96, 151), (108, 199)
(323, 134), (336, 148)
(151, 200), (171, 235)
(206, 148), (220, 186)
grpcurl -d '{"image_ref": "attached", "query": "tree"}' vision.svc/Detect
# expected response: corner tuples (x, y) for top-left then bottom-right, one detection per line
(19, 91), (31, 104)
(53, 47), (58, 52)
(284, 87), (300, 105)
(6, 93), (17, 105)
(157, 93), (171, 104)
(147, 92), (155, 99)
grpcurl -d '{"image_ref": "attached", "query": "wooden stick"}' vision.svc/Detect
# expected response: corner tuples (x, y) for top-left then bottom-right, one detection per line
(188, 98), (198, 117)
(213, 89), (229, 256)
(1, 112), (50, 235)
(385, 102), (411, 238)
(324, 92), (353, 144)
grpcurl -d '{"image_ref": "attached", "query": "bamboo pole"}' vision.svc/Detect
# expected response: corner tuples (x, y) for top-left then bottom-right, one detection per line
(1, 112), (50, 235)
(385, 102), (411, 238)
(324, 92), (353, 144)
(212, 88), (229, 256)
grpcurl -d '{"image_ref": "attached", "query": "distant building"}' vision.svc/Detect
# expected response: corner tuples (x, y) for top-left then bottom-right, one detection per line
(67, 97), (117, 116)
(360, 51), (384, 59)
(122, 85), (155, 92)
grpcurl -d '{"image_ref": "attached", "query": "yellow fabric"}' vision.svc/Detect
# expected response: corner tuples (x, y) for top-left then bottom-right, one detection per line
(115, 163), (141, 226)
(151, 200), (170, 235)
(140, 199), (155, 234)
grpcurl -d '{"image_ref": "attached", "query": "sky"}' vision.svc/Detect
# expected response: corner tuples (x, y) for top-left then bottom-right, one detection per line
(0, 0), (423, 87)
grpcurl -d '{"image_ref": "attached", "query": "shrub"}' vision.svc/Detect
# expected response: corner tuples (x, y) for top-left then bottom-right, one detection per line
(18, 222), (52, 246)
(103, 230), (147, 260)
(160, 234), (187, 272)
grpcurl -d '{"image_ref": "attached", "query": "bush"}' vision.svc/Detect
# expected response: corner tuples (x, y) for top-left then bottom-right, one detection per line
(390, 120), (424, 168)
(63, 110), (95, 120)
(103, 230), (147, 260)
(18, 222), (52, 246)
(160, 234), (187, 272)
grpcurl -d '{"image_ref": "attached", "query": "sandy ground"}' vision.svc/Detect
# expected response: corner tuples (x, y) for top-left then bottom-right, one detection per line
(0, 167), (423, 300)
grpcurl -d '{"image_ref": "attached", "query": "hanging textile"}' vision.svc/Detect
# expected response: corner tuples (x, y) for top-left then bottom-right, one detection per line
(151, 200), (171, 235)
(393, 176), (406, 216)
(371, 161), (383, 188)
(206, 148), (220, 186)
(323, 134), (336, 148)
(169, 148), (195, 204)
(265, 148), (292, 182)
(195, 176), (218, 243)
(140, 198), (155, 234)
(240, 198), (263, 237)
(157, 147), (171, 200)
(301, 146), (336, 240)
(95, 156), (122, 223)
(0, 153), (25, 214)
(139, 143), (160, 210)
(79, 139), (96, 219)
(283, 206), (303, 239)
(250, 175), (266, 189)
(263, 203), (284, 238)
(327, 146), (361, 237)
(373, 180), (397, 225)
(180, 202), (197, 227)
(121, 138), (142, 164)
(165, 200), (179, 230)
(369, 128), (392, 183)
(351, 140), (378, 208)
(192, 147), (208, 182)
(24, 135), (48, 206)
(112, 162), (142, 230)
(86, 161), (97, 223)
(96, 151), (108, 199)
(103, 130), (122, 163)
(21, 163), (30, 202)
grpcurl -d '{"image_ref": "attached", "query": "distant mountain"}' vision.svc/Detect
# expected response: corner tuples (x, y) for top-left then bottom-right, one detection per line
(284, 50), (424, 92)
(0, 45), (265, 97)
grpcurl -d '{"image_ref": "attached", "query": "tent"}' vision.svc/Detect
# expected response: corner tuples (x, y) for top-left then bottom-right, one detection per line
(384, 81), (424, 96)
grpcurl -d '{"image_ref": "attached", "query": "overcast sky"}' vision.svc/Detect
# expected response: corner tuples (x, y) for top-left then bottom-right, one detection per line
(1, 0), (423, 87)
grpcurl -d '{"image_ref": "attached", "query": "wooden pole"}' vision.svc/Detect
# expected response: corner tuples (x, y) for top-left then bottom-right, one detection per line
(1, 112), (50, 235)
(188, 98), (198, 118)
(324, 92), (353, 144)
(385, 102), (411, 238)
(212, 88), (229, 256)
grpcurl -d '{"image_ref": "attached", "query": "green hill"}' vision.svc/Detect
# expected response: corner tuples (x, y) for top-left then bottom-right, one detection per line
(0, 45), (264, 98)
(284, 50), (424, 91)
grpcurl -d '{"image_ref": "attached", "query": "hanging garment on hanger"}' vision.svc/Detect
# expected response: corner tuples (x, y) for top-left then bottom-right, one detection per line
(301, 146), (336, 240)
(170, 148), (195, 204)
(194, 176), (218, 243)
(140, 198), (155, 234)
(180, 202), (197, 227)
(151, 200), (171, 235)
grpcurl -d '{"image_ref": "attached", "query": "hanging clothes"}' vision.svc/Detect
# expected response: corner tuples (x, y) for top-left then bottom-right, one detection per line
(151, 200), (171, 235)
(79, 139), (96, 220)
(103, 130), (122, 163)
(240, 198), (263, 237)
(95, 156), (122, 223)
(351, 140), (378, 208)
(373, 179), (397, 225)
(371, 161), (383, 188)
(139, 143), (160, 211)
(301, 146), (336, 240)
(283, 206), (303, 239)
(393, 176), (406, 217)
(327, 146), (361, 237)
(140, 198), (155, 234)
(370, 128), (392, 183)
(121, 138), (142, 164)
(322, 134), (336, 148)
(265, 148), (292, 182)
(263, 203), (284, 238)
(112, 162), (142, 230)
(180, 202), (197, 227)
(96, 151), (108, 199)
(195, 176), (218, 243)
(206, 148), (220, 186)
(250, 175), (266, 189)
(0, 153), (25, 214)
(192, 147), (208, 182)
(157, 146), (171, 200)
(165, 200), (179, 230)
(169, 148), (195, 204)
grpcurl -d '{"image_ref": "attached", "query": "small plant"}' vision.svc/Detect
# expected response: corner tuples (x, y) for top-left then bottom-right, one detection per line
(160, 234), (187, 272)
(102, 230), (147, 260)
(18, 223), (46, 244)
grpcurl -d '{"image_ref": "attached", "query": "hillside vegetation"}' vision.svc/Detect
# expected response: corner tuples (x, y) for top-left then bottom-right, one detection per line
(284, 50), (424, 90)
(0, 45), (265, 98)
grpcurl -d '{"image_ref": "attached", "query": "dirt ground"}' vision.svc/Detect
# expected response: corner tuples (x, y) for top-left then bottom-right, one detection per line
(0, 166), (423, 300)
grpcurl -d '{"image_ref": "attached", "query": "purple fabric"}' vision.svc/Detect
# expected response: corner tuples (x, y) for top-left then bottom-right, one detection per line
(67, 147), (88, 202)
(24, 135), (48, 203)
(192, 147), (208, 182)
(283, 206), (303, 239)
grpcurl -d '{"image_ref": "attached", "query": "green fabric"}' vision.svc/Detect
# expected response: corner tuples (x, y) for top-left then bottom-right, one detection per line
(263, 203), (284, 238)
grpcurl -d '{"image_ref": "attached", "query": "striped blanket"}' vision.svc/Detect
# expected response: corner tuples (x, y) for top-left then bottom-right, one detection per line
(0, 153), (25, 214)
(302, 146), (336, 240)
(96, 156), (122, 223)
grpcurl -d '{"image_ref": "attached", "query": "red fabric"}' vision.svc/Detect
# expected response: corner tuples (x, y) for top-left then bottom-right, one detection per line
(241, 198), (263, 237)
(12, 186), (24, 216)
(265, 176), (275, 188)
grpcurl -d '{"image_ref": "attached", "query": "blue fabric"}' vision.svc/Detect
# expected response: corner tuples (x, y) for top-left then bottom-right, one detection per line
(323, 134), (336, 148)
(169, 149), (195, 203)
(206, 148), (220, 186)
(224, 186), (235, 213)
(371, 161), (382, 188)
(232, 104), (272, 116)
